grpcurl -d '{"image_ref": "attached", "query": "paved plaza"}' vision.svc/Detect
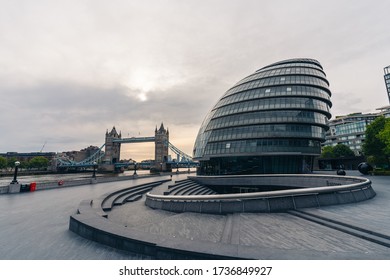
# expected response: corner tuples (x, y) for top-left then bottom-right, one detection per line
(0, 171), (389, 259)
(106, 171), (389, 259)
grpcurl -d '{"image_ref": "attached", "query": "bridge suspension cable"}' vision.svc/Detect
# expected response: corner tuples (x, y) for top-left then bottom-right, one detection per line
(56, 143), (106, 167)
(168, 142), (193, 162)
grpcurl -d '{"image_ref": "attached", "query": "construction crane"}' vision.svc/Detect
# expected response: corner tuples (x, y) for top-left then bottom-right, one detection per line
(40, 141), (47, 152)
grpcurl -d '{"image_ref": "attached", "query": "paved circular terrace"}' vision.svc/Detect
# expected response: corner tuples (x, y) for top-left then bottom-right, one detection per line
(69, 172), (390, 259)
(145, 174), (375, 213)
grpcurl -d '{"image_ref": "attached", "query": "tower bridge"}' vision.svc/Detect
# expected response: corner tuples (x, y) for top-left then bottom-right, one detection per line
(56, 123), (196, 172)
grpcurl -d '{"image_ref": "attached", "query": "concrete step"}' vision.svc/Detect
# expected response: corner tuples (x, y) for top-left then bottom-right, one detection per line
(289, 210), (390, 248)
(101, 180), (168, 211)
(113, 187), (153, 205)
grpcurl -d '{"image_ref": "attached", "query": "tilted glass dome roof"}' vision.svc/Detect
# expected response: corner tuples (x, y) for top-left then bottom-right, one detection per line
(193, 58), (332, 163)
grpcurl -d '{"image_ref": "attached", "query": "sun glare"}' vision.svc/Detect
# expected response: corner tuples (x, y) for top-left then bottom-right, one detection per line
(137, 92), (148, 102)
(124, 67), (183, 102)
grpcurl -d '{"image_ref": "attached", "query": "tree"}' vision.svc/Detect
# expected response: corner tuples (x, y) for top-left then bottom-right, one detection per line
(332, 144), (355, 158)
(0, 156), (7, 169)
(29, 156), (49, 170)
(362, 116), (388, 167)
(379, 120), (390, 155)
(19, 160), (29, 170)
(7, 157), (18, 170)
(321, 146), (334, 158)
(321, 144), (354, 158)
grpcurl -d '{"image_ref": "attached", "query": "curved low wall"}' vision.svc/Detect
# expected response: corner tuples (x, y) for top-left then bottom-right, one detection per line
(69, 181), (244, 259)
(145, 174), (375, 213)
(189, 174), (368, 189)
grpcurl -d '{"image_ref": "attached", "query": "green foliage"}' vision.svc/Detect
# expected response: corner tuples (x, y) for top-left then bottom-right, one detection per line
(372, 169), (390, 176)
(321, 144), (355, 158)
(321, 146), (334, 158)
(0, 156), (7, 169)
(6, 157), (18, 169)
(366, 155), (376, 166)
(29, 156), (49, 170)
(362, 116), (386, 155)
(379, 120), (390, 155)
(362, 116), (389, 167)
(19, 160), (29, 169)
(332, 144), (355, 158)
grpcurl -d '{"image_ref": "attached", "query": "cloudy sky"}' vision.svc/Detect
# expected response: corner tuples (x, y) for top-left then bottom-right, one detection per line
(1, 0), (390, 161)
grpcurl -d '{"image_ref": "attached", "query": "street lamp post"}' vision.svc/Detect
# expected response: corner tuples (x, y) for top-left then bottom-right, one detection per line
(92, 161), (97, 179)
(11, 161), (20, 184)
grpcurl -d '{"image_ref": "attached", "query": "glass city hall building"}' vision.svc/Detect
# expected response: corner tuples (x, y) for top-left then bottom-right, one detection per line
(193, 58), (332, 175)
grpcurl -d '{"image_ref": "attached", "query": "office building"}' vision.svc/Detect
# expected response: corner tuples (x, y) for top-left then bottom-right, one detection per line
(193, 58), (332, 175)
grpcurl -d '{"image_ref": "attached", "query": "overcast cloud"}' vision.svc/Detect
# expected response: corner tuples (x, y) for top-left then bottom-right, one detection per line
(1, 0), (390, 160)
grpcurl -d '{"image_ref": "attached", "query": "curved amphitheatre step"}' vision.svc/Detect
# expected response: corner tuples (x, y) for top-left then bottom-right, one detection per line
(113, 187), (153, 205)
(186, 186), (205, 195)
(164, 179), (217, 196)
(166, 180), (194, 190)
(70, 178), (244, 259)
(170, 182), (199, 195)
(100, 180), (170, 211)
(164, 180), (194, 195)
(167, 179), (192, 188)
(179, 184), (204, 195)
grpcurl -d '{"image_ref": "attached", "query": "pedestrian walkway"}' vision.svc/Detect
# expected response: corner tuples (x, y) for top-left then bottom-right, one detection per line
(101, 171), (390, 259)
(0, 174), (182, 259)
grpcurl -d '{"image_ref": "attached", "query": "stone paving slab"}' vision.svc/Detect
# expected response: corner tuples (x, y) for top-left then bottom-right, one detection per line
(238, 213), (388, 254)
(136, 212), (226, 243)
(105, 173), (390, 259)
(301, 176), (390, 236)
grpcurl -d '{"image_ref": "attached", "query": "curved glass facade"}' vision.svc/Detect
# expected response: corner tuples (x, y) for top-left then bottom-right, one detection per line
(193, 58), (332, 175)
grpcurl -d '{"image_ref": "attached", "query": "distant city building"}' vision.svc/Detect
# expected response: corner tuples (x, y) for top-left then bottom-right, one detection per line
(323, 107), (390, 155)
(71, 146), (101, 162)
(323, 112), (378, 155)
(193, 58), (332, 174)
(58, 146), (102, 163)
(0, 152), (55, 161)
(384, 66), (390, 103)
(377, 105), (390, 118)
(321, 65), (390, 159)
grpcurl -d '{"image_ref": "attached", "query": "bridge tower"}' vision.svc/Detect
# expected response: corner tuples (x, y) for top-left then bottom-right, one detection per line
(102, 126), (121, 171)
(154, 123), (170, 172)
